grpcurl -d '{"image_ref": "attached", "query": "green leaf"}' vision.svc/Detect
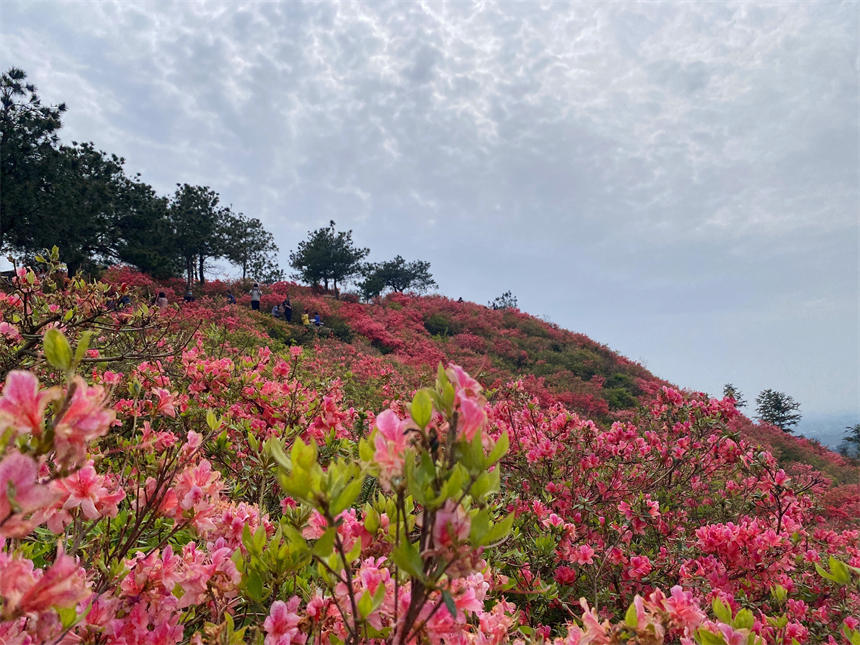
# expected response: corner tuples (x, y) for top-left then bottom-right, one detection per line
(766, 614), (788, 629)
(44, 328), (72, 372)
(358, 590), (373, 619)
(72, 330), (93, 367)
(486, 432), (509, 467)
(470, 469), (500, 500)
(266, 438), (291, 470)
(469, 509), (491, 545)
(435, 363), (449, 392)
(312, 527), (336, 558)
(57, 606), (78, 629)
(371, 578), (386, 611)
(769, 584), (787, 604)
(359, 436), (374, 462)
(411, 389), (433, 428)
(253, 526), (266, 553)
(345, 536), (362, 563)
(441, 381), (455, 411)
(696, 628), (728, 645)
(712, 597), (732, 624)
(828, 556), (852, 585)
(480, 512), (514, 546)
(392, 541), (424, 581)
(815, 563), (839, 583)
(206, 410), (222, 431)
(733, 608), (754, 630)
(842, 624), (860, 645)
(331, 477), (363, 516)
(243, 569), (264, 602)
(624, 601), (639, 629)
(441, 589), (457, 618)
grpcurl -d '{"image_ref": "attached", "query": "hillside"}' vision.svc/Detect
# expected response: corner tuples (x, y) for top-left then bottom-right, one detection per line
(108, 265), (858, 488)
(0, 260), (857, 645)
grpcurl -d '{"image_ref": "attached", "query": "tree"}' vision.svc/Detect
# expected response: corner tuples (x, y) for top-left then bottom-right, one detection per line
(0, 67), (66, 250)
(358, 255), (437, 300)
(222, 213), (282, 282)
(838, 423), (860, 459)
(168, 184), (226, 285)
(722, 383), (747, 409)
(489, 290), (518, 310)
(112, 176), (181, 279)
(289, 221), (368, 296)
(755, 389), (801, 433)
(6, 140), (130, 275)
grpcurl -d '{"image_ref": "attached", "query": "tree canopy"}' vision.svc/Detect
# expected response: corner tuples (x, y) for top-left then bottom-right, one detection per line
(358, 255), (437, 299)
(722, 383), (747, 409)
(0, 67), (280, 283)
(755, 389), (802, 433)
(289, 221), (368, 296)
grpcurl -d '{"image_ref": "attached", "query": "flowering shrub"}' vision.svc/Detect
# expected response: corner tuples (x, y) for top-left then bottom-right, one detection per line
(0, 256), (857, 645)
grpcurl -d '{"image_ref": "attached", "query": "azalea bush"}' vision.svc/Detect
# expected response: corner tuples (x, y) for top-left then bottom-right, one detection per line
(0, 255), (857, 645)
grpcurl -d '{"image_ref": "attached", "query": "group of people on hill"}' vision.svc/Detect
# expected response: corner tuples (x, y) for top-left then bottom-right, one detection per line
(270, 296), (292, 321)
(150, 282), (323, 328)
(253, 283), (322, 327)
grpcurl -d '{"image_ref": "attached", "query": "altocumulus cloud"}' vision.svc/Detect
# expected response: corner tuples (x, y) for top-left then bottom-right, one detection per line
(1, 0), (857, 418)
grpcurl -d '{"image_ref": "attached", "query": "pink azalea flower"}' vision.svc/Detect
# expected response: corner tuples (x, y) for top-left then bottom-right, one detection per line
(53, 461), (126, 521)
(53, 377), (115, 467)
(264, 596), (307, 645)
(152, 388), (177, 417)
(0, 370), (58, 438)
(433, 500), (470, 548)
(456, 393), (486, 441)
(373, 409), (410, 489)
(0, 452), (58, 537)
(13, 544), (90, 617)
(572, 544), (595, 565)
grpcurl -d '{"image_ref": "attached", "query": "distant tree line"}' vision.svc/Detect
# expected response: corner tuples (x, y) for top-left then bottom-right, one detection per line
(2, 68), (438, 298)
(288, 220), (437, 299)
(1, 67), (280, 283)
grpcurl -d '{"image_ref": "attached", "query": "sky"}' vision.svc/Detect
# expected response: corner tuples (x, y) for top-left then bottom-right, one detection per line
(1, 1), (858, 425)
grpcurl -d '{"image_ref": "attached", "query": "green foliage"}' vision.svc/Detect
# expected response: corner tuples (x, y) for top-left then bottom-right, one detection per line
(258, 365), (511, 643)
(0, 67), (66, 251)
(359, 255), (437, 298)
(489, 290), (518, 310)
(221, 213), (282, 282)
(289, 220), (369, 295)
(755, 388), (802, 433)
(1, 67), (282, 282)
(323, 314), (354, 343)
(423, 312), (461, 337)
(723, 383), (747, 408)
(839, 423), (860, 459)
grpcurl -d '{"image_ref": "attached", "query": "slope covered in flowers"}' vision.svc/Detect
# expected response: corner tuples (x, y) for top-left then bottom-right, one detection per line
(0, 259), (857, 645)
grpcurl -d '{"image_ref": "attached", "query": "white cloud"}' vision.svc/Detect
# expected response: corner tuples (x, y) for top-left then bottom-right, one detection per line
(1, 0), (857, 414)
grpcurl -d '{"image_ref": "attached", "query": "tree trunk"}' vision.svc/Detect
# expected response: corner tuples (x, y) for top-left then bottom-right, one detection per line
(198, 255), (205, 284)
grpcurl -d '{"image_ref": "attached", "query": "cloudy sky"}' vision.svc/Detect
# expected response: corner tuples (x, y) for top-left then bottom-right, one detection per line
(2, 1), (858, 425)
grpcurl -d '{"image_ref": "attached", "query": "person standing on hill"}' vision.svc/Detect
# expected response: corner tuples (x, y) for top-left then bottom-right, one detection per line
(282, 296), (292, 322)
(250, 283), (262, 311)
